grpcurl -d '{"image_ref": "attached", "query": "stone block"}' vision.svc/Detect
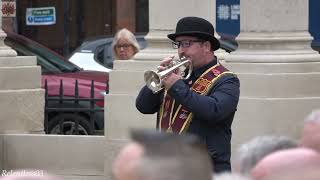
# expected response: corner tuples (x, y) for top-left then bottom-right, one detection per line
(242, 0), (307, 31)
(238, 72), (320, 98)
(104, 139), (128, 180)
(109, 71), (145, 94)
(0, 66), (41, 90)
(105, 94), (156, 139)
(56, 175), (104, 180)
(113, 60), (159, 71)
(0, 136), (3, 171)
(0, 89), (44, 133)
(2, 135), (105, 176)
(0, 56), (37, 67)
(223, 62), (320, 74)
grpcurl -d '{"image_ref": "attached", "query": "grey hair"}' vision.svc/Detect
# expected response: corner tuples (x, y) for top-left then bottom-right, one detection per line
(235, 135), (298, 175)
(131, 130), (212, 180)
(112, 28), (140, 59)
(304, 109), (320, 124)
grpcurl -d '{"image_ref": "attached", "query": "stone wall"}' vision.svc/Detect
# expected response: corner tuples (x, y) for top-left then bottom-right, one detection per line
(0, 134), (105, 180)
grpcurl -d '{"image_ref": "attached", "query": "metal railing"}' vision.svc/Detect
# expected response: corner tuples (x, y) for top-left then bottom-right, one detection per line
(44, 79), (105, 135)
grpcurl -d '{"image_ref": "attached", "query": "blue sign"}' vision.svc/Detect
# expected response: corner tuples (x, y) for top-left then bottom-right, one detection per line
(26, 7), (56, 26)
(216, 0), (240, 39)
(216, 0), (319, 52)
(309, 0), (320, 51)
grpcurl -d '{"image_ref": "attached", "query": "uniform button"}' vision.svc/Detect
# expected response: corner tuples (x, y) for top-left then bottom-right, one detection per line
(174, 87), (180, 92)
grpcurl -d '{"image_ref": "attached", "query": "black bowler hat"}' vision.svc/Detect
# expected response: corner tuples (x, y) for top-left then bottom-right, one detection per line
(167, 16), (220, 51)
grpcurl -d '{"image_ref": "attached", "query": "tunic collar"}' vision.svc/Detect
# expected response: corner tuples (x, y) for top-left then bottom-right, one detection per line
(192, 57), (218, 79)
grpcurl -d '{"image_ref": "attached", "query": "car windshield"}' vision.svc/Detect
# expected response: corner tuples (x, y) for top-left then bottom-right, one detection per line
(69, 34), (148, 69)
(4, 33), (81, 74)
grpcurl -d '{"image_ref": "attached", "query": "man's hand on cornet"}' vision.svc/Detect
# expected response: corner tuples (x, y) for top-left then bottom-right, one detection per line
(159, 55), (182, 90)
(157, 55), (175, 72)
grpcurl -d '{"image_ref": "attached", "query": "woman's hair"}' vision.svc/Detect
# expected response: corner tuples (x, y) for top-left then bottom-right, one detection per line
(111, 28), (140, 59)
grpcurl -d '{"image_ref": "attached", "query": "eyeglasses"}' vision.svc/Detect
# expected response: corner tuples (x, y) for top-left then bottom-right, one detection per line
(172, 40), (204, 49)
(115, 44), (132, 49)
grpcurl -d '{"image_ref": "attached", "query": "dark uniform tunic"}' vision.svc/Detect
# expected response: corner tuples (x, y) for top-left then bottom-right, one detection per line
(136, 59), (240, 173)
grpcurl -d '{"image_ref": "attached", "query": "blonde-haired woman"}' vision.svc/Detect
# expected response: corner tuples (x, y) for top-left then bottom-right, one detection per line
(111, 28), (140, 60)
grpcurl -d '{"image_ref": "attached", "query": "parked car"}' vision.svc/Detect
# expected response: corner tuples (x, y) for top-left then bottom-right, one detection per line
(68, 34), (236, 72)
(68, 34), (147, 71)
(218, 33), (238, 53)
(4, 30), (108, 135)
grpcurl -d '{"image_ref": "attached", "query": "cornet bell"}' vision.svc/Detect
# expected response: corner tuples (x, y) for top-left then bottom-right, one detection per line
(144, 70), (162, 93)
(143, 57), (193, 94)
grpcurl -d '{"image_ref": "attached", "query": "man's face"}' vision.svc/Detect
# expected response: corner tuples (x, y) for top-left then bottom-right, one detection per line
(175, 36), (208, 69)
(112, 143), (144, 180)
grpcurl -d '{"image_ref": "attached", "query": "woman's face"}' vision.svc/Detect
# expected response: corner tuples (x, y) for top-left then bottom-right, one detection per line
(115, 38), (136, 60)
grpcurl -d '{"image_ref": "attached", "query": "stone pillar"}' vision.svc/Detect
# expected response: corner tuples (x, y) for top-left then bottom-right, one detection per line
(0, 3), (16, 57)
(104, 1), (224, 179)
(227, 0), (318, 63)
(223, 0), (320, 166)
(0, 0), (44, 134)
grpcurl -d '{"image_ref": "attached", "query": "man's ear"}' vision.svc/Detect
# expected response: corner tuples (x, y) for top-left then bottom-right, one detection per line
(203, 41), (211, 52)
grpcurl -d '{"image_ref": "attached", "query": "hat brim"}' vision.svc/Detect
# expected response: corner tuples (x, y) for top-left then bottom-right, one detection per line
(167, 31), (220, 51)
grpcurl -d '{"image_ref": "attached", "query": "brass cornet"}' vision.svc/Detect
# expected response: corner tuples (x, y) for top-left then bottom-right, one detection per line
(144, 57), (193, 93)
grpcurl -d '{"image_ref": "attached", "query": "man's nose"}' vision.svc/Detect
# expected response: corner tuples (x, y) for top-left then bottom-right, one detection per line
(178, 48), (184, 54)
